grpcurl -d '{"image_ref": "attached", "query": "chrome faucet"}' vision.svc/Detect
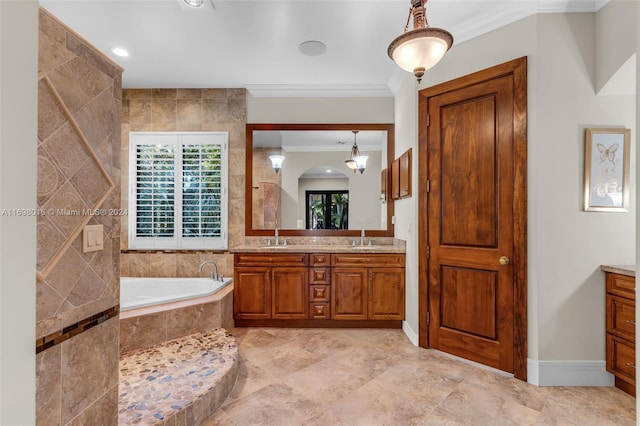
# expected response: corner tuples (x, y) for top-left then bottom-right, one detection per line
(199, 261), (220, 281)
(275, 227), (280, 246)
(360, 227), (365, 246)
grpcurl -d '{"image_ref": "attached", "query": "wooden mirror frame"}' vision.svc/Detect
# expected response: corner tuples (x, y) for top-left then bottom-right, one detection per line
(245, 123), (395, 237)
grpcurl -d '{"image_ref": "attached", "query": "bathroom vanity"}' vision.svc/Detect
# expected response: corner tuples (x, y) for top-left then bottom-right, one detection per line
(602, 265), (636, 396)
(232, 245), (405, 328)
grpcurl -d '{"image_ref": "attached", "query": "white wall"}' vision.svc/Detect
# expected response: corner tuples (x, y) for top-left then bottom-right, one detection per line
(402, 7), (636, 376)
(0, 1), (38, 424)
(393, 74), (419, 344)
(247, 95), (394, 124)
(280, 150), (382, 229)
(595, 0), (637, 93)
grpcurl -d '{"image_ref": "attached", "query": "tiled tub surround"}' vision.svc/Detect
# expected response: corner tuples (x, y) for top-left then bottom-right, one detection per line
(120, 285), (234, 354)
(119, 329), (238, 426)
(120, 87), (247, 281)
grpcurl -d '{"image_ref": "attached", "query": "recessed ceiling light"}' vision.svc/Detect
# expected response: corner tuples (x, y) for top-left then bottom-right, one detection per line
(299, 40), (327, 57)
(111, 47), (129, 57)
(326, 169), (332, 173)
(183, 0), (204, 8)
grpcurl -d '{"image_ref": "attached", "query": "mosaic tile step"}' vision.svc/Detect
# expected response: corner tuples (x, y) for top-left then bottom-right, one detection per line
(119, 328), (238, 425)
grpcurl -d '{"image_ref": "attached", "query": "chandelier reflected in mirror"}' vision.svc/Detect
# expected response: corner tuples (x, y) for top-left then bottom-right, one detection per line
(344, 130), (368, 174)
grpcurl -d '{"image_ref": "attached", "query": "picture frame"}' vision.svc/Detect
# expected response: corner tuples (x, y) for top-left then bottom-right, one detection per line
(584, 128), (631, 212)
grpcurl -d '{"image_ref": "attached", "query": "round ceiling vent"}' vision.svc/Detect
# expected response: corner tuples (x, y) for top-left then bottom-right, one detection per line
(298, 40), (327, 57)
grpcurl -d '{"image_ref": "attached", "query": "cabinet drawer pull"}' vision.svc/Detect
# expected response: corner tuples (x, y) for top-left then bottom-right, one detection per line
(626, 362), (636, 369)
(626, 319), (636, 325)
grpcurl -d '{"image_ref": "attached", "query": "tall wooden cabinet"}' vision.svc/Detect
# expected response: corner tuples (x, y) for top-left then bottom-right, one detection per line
(604, 269), (636, 397)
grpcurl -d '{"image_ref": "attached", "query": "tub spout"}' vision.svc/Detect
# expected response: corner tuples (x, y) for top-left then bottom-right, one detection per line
(199, 261), (220, 281)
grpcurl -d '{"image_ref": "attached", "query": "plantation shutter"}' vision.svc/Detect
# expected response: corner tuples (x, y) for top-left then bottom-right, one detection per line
(129, 132), (228, 250)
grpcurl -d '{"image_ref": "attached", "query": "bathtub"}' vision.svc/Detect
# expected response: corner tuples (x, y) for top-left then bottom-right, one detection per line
(120, 276), (234, 311)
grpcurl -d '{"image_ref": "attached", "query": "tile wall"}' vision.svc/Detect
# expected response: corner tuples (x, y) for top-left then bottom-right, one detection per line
(120, 88), (247, 278)
(36, 8), (122, 425)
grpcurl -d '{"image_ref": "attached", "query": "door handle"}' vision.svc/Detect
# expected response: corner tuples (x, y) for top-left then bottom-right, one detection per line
(499, 256), (510, 266)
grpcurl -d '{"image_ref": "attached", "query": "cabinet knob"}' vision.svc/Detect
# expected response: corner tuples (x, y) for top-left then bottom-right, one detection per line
(499, 256), (510, 266)
(626, 362), (636, 369)
(626, 319), (636, 325)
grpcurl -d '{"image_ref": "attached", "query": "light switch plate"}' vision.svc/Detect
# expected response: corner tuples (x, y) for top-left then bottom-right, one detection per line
(83, 224), (104, 253)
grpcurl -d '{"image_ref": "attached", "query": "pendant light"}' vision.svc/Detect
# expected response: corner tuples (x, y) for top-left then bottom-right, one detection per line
(388, 0), (453, 83)
(345, 131), (368, 174)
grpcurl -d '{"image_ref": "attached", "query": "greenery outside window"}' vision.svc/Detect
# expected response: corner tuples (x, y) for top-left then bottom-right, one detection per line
(129, 132), (228, 250)
(306, 191), (349, 230)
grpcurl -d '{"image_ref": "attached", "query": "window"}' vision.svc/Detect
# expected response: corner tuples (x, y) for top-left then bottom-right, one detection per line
(129, 132), (228, 250)
(305, 191), (349, 230)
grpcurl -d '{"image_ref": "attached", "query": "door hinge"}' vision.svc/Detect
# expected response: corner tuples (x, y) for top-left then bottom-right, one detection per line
(426, 180), (430, 193)
(426, 114), (430, 127)
(427, 311), (430, 324)
(426, 245), (430, 258)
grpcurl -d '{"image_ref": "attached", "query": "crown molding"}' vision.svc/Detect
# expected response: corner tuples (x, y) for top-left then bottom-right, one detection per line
(246, 84), (394, 98)
(537, 0), (606, 13)
(450, 2), (538, 45)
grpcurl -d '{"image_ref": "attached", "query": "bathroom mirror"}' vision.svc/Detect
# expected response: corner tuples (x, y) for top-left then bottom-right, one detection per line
(246, 123), (395, 237)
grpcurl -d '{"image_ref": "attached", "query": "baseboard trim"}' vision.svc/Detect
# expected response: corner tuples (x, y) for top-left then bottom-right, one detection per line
(528, 359), (615, 386)
(402, 321), (419, 346)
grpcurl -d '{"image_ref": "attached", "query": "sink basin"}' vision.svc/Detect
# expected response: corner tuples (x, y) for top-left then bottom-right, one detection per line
(351, 246), (377, 250)
(258, 245), (290, 249)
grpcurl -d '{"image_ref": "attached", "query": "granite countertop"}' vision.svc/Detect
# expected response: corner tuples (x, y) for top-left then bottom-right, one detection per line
(601, 265), (636, 278)
(231, 243), (406, 254)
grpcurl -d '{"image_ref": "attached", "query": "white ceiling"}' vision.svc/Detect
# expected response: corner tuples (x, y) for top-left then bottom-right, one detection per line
(39, 0), (607, 97)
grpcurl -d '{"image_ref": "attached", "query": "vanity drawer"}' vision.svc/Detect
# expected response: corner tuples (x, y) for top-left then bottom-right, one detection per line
(331, 253), (405, 268)
(235, 253), (307, 267)
(607, 295), (636, 341)
(309, 285), (330, 302)
(607, 334), (636, 385)
(309, 268), (330, 284)
(309, 303), (330, 319)
(310, 254), (330, 267)
(607, 273), (635, 299)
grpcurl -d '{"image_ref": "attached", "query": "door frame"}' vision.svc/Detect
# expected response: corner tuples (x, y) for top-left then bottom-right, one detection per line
(418, 57), (528, 381)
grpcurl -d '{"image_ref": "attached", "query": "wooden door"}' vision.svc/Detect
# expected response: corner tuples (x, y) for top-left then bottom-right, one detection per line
(332, 268), (368, 320)
(418, 58), (527, 379)
(234, 267), (271, 319)
(272, 267), (308, 319)
(369, 268), (405, 320)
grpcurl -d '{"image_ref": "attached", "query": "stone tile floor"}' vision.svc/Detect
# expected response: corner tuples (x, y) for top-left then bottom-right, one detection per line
(202, 327), (636, 426)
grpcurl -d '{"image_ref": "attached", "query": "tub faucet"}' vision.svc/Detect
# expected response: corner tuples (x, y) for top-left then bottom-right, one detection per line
(199, 261), (220, 281)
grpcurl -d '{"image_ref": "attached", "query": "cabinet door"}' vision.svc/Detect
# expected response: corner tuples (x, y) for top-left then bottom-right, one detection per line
(272, 267), (308, 319)
(391, 158), (400, 200)
(332, 268), (368, 320)
(399, 148), (412, 198)
(234, 267), (271, 319)
(369, 268), (405, 320)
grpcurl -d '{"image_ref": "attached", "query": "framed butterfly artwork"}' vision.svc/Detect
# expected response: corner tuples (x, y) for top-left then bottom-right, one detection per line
(584, 128), (631, 212)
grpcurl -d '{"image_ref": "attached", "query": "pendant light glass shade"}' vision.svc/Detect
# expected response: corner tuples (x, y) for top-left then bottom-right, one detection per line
(269, 154), (285, 173)
(388, 0), (453, 83)
(345, 131), (367, 174)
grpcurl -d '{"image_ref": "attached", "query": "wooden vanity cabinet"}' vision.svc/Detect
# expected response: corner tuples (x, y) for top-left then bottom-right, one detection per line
(605, 272), (636, 396)
(234, 253), (308, 320)
(309, 254), (331, 319)
(331, 254), (405, 321)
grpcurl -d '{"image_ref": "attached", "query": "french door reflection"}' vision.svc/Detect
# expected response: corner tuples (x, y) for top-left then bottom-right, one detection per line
(306, 191), (349, 230)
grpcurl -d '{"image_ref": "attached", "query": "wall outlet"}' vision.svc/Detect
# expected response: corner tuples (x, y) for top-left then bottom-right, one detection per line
(83, 224), (104, 253)
(391, 216), (396, 224)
